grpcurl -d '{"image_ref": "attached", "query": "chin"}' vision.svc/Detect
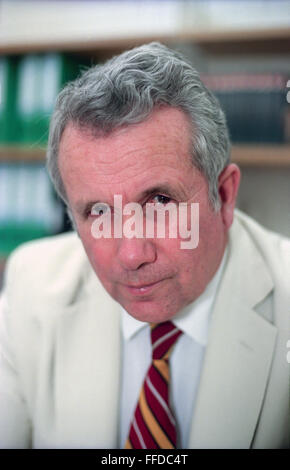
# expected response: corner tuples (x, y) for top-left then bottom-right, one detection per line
(121, 299), (179, 324)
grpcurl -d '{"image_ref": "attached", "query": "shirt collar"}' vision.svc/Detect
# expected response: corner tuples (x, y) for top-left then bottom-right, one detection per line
(121, 247), (228, 346)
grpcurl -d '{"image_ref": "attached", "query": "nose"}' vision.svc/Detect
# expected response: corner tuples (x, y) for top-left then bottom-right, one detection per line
(117, 237), (157, 271)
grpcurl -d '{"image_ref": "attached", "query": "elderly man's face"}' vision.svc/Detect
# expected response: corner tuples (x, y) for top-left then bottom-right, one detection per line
(59, 107), (238, 323)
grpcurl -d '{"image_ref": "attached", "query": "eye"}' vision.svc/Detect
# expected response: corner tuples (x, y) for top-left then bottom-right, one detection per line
(90, 202), (110, 218)
(151, 194), (172, 205)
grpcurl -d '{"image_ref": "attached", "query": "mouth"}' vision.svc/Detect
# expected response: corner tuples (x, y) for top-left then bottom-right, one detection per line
(122, 279), (165, 296)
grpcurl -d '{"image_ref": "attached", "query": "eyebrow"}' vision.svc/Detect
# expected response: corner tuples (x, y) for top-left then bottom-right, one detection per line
(75, 183), (185, 216)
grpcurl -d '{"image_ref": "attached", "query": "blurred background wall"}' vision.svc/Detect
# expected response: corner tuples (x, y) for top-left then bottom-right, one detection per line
(0, 0), (290, 287)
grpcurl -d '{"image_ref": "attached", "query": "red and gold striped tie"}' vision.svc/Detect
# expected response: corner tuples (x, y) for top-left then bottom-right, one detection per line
(125, 321), (183, 449)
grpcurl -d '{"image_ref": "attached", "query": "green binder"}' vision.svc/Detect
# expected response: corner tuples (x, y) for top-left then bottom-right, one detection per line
(0, 56), (21, 144)
(18, 53), (88, 146)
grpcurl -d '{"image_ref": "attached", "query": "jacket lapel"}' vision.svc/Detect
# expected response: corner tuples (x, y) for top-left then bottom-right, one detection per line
(188, 214), (277, 448)
(52, 266), (122, 448)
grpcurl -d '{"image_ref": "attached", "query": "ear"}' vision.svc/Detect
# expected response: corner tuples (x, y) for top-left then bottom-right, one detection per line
(218, 163), (241, 230)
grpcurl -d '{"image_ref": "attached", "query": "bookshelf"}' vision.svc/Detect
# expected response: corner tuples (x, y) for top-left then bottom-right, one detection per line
(1, 144), (290, 167)
(0, 27), (289, 167)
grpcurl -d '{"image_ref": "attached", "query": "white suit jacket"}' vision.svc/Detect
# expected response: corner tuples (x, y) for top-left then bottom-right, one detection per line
(0, 210), (289, 449)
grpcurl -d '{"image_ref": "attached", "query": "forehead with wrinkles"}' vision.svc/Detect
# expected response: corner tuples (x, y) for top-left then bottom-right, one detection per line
(58, 107), (199, 207)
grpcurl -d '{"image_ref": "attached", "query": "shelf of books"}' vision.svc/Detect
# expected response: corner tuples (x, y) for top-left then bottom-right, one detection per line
(0, 49), (289, 163)
(0, 52), (89, 277)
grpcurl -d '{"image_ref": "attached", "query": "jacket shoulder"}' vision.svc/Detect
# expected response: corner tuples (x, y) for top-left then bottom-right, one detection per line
(233, 210), (290, 291)
(3, 232), (90, 306)
(234, 210), (290, 261)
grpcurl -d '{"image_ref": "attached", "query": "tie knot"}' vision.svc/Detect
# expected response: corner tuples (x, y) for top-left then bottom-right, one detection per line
(150, 321), (183, 360)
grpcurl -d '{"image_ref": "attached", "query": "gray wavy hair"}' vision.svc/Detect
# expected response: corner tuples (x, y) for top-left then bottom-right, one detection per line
(46, 42), (230, 210)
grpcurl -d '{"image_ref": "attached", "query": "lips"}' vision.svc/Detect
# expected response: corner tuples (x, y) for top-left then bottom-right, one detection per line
(122, 279), (164, 295)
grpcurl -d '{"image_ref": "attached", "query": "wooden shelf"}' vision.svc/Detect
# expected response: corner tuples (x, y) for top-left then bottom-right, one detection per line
(0, 145), (46, 162)
(184, 26), (290, 44)
(1, 27), (289, 56)
(1, 144), (290, 167)
(231, 145), (290, 167)
(0, 258), (7, 291)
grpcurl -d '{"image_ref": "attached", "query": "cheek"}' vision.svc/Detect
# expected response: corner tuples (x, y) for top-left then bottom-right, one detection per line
(176, 248), (203, 284)
(90, 241), (115, 272)
(160, 238), (199, 282)
(162, 212), (222, 290)
(77, 224), (116, 276)
(200, 212), (225, 255)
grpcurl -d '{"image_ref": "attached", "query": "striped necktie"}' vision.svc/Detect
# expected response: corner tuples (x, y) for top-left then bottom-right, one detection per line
(125, 321), (183, 449)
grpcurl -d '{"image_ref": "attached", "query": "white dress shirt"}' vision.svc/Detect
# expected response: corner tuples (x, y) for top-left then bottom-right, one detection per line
(119, 249), (228, 449)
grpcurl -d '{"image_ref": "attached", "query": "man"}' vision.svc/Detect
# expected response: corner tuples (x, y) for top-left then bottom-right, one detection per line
(0, 42), (289, 449)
